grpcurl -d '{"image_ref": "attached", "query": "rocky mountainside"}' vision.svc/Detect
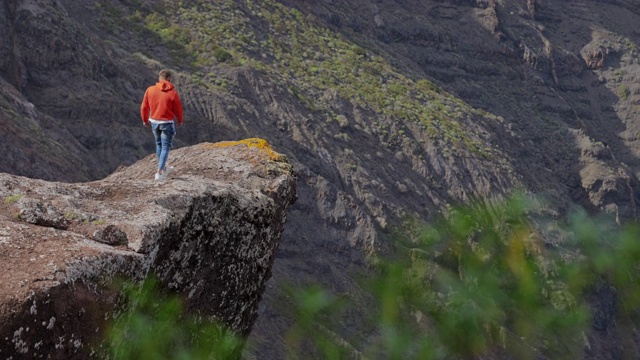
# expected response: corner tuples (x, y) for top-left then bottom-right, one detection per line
(0, 140), (296, 358)
(1, 0), (640, 358)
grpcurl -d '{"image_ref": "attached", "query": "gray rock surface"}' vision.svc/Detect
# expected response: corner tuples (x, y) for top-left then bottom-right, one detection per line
(0, 140), (297, 358)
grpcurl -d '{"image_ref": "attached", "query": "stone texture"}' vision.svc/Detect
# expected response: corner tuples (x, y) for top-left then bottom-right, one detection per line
(0, 139), (297, 359)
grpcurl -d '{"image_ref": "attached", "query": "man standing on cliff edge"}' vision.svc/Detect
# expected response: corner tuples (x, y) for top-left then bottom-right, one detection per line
(140, 69), (184, 181)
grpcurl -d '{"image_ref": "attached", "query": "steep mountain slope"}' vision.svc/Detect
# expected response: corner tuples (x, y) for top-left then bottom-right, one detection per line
(290, 0), (640, 219)
(1, 0), (639, 358)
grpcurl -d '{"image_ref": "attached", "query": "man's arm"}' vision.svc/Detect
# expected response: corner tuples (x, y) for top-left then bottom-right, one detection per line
(140, 89), (151, 126)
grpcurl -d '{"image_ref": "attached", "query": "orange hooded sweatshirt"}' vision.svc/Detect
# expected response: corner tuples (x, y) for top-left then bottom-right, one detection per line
(140, 79), (184, 125)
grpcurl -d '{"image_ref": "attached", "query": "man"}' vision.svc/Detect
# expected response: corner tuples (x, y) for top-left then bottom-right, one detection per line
(140, 69), (184, 181)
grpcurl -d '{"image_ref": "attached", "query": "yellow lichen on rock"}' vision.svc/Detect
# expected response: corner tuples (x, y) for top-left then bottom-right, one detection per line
(205, 138), (286, 162)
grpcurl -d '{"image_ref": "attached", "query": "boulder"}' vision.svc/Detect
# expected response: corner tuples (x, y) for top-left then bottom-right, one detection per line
(0, 139), (297, 358)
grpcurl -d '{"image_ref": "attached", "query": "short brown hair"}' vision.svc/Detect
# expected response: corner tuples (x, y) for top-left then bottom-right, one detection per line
(159, 69), (172, 80)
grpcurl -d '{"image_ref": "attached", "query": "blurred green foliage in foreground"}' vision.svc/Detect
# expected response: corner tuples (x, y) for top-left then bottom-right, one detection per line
(286, 195), (640, 359)
(105, 278), (242, 360)
(104, 195), (640, 359)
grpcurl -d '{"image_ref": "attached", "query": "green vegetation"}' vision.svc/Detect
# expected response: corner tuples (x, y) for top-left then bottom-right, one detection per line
(105, 278), (242, 360)
(213, 47), (233, 63)
(284, 195), (640, 359)
(618, 84), (630, 100)
(244, 1), (488, 153)
(95, 1), (195, 65)
(64, 211), (79, 220)
(4, 194), (23, 204)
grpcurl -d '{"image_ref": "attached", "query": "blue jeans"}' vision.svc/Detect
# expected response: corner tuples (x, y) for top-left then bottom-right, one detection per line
(151, 122), (175, 172)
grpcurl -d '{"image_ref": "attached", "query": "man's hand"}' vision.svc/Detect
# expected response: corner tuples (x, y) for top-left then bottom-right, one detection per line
(144, 121), (150, 127)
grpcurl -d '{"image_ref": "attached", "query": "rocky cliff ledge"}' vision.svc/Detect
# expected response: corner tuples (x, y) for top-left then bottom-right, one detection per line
(0, 139), (297, 359)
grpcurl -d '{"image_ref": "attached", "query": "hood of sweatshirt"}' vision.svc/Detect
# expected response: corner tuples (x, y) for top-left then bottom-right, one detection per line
(156, 79), (174, 92)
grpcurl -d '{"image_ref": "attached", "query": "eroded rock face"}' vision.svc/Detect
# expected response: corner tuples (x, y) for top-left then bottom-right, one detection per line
(0, 140), (297, 359)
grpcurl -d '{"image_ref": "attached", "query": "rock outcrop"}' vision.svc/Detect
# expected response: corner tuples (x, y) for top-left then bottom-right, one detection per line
(0, 139), (297, 359)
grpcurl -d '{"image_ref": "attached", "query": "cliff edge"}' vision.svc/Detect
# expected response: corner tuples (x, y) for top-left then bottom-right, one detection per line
(0, 138), (297, 358)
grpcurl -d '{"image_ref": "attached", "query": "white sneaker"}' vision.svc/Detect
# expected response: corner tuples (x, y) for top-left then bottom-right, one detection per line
(164, 166), (174, 176)
(154, 172), (166, 181)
